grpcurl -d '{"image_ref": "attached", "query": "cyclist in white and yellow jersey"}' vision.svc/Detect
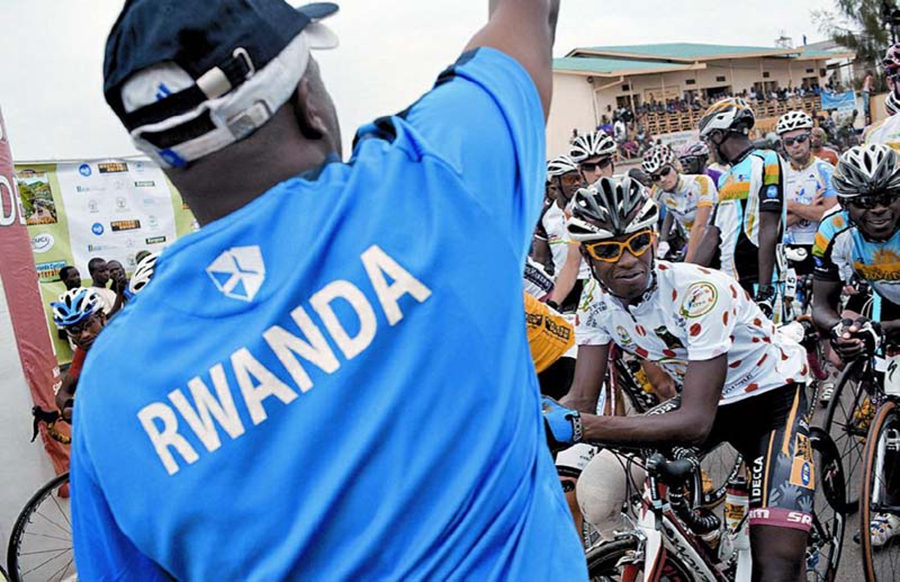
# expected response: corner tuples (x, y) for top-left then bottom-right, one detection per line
(777, 111), (839, 273)
(865, 44), (900, 149)
(642, 144), (717, 263)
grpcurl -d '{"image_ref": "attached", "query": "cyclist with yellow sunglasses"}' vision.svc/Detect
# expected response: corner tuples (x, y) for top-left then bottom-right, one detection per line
(548, 176), (814, 582)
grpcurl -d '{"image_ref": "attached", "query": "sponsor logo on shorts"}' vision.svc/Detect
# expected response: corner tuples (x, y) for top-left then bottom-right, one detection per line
(751, 456), (764, 501)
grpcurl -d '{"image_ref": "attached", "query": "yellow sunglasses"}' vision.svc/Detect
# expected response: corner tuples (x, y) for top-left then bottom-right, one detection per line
(583, 230), (656, 262)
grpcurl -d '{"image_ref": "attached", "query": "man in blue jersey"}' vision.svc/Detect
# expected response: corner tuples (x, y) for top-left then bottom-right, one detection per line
(72, 1), (585, 580)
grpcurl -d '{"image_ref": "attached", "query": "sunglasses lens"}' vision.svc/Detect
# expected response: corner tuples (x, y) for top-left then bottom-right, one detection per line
(582, 163), (597, 172)
(631, 232), (653, 253)
(591, 243), (621, 260)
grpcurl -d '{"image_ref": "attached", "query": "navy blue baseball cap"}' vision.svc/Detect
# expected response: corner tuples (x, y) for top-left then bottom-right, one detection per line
(103, 1), (339, 167)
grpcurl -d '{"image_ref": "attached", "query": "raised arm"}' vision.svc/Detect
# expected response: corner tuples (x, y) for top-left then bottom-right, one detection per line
(465, 0), (561, 119)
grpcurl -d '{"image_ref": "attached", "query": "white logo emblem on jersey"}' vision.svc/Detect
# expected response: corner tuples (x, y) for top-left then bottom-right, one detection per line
(206, 246), (266, 302)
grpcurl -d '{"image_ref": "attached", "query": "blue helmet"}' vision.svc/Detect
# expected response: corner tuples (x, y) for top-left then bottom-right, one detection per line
(51, 288), (102, 328)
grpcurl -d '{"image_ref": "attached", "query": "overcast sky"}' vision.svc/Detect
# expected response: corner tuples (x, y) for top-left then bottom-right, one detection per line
(0, 0), (838, 161)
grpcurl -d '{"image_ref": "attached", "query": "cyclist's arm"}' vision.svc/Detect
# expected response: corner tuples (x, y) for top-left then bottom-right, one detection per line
(690, 223), (720, 266)
(56, 373), (77, 422)
(579, 355), (726, 446)
(811, 278), (844, 332)
(684, 205), (711, 263)
(549, 245), (581, 304)
(786, 196), (838, 223)
(659, 212), (674, 244)
(465, 0), (561, 118)
(560, 343), (610, 414)
(531, 235), (552, 271)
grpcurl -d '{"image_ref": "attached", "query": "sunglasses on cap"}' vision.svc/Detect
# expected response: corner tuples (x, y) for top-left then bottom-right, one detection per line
(782, 133), (810, 147)
(581, 157), (613, 173)
(845, 191), (899, 209)
(649, 166), (674, 183)
(583, 230), (656, 262)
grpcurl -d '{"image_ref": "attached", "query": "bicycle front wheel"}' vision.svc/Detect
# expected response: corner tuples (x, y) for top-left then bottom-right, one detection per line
(860, 399), (900, 582)
(824, 360), (874, 513)
(7, 472), (75, 582)
(807, 428), (847, 582)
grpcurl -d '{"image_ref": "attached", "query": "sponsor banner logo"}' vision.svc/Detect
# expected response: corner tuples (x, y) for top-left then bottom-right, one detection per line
(35, 260), (67, 282)
(92, 222), (105, 236)
(134, 180), (156, 188)
(110, 219), (141, 232)
(146, 235), (167, 245)
(31, 233), (55, 254)
(87, 244), (113, 252)
(76, 185), (91, 193)
(98, 162), (128, 174)
(78, 164), (92, 177)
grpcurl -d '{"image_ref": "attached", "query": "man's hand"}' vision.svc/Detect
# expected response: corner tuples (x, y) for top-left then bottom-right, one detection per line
(830, 317), (882, 361)
(541, 396), (582, 451)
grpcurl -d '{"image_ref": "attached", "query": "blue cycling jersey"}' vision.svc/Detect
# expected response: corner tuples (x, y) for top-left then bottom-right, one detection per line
(71, 48), (586, 581)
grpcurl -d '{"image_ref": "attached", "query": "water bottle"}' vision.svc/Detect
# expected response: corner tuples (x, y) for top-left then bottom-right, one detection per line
(724, 475), (749, 533)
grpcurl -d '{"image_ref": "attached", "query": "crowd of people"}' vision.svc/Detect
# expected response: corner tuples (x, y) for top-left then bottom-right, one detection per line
(31, 0), (900, 580)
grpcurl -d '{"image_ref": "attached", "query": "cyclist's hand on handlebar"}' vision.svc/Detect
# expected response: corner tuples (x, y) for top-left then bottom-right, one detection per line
(830, 317), (882, 361)
(541, 396), (583, 452)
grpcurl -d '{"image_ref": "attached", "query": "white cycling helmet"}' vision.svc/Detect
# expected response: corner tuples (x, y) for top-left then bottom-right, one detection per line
(832, 143), (900, 198)
(776, 111), (814, 136)
(567, 176), (659, 242)
(641, 144), (676, 175)
(51, 288), (102, 328)
(547, 155), (580, 178)
(126, 252), (159, 299)
(887, 91), (900, 116)
(569, 131), (617, 163)
(699, 97), (755, 138)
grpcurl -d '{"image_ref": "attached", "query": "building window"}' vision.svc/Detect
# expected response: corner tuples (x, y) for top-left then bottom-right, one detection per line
(716, 76), (726, 82)
(806, 68), (814, 74)
(685, 79), (696, 85)
(763, 72), (770, 78)
(621, 84), (630, 91)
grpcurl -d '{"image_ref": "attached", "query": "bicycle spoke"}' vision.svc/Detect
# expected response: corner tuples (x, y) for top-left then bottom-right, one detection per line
(51, 492), (73, 530)
(47, 556), (75, 582)
(20, 530), (72, 543)
(21, 547), (73, 576)
(31, 508), (71, 536)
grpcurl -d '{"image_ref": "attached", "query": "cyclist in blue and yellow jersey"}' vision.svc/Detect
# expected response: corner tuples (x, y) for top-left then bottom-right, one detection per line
(812, 143), (900, 547)
(548, 176), (813, 582)
(695, 98), (784, 316)
(72, 1), (586, 580)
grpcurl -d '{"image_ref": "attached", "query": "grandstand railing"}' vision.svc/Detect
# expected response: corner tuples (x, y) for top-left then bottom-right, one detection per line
(639, 96), (822, 136)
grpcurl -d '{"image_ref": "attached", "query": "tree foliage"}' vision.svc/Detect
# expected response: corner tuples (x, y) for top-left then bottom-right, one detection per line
(814, 0), (891, 78)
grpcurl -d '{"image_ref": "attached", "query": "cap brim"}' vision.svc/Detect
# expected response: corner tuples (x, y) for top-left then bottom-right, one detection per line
(295, 2), (339, 21)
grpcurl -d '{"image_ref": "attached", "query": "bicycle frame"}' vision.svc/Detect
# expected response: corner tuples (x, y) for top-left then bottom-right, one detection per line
(623, 467), (752, 582)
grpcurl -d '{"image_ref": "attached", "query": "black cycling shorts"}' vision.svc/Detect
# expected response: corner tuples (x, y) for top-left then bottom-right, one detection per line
(649, 384), (815, 532)
(706, 384), (815, 532)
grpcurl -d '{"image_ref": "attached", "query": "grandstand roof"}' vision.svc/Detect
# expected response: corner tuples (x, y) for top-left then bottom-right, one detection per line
(552, 57), (706, 78)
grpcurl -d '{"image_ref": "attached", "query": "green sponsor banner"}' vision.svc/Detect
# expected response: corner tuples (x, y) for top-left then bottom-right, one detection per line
(16, 159), (196, 364)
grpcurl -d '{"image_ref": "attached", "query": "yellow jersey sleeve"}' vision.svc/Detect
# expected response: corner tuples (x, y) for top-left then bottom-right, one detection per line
(524, 293), (575, 373)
